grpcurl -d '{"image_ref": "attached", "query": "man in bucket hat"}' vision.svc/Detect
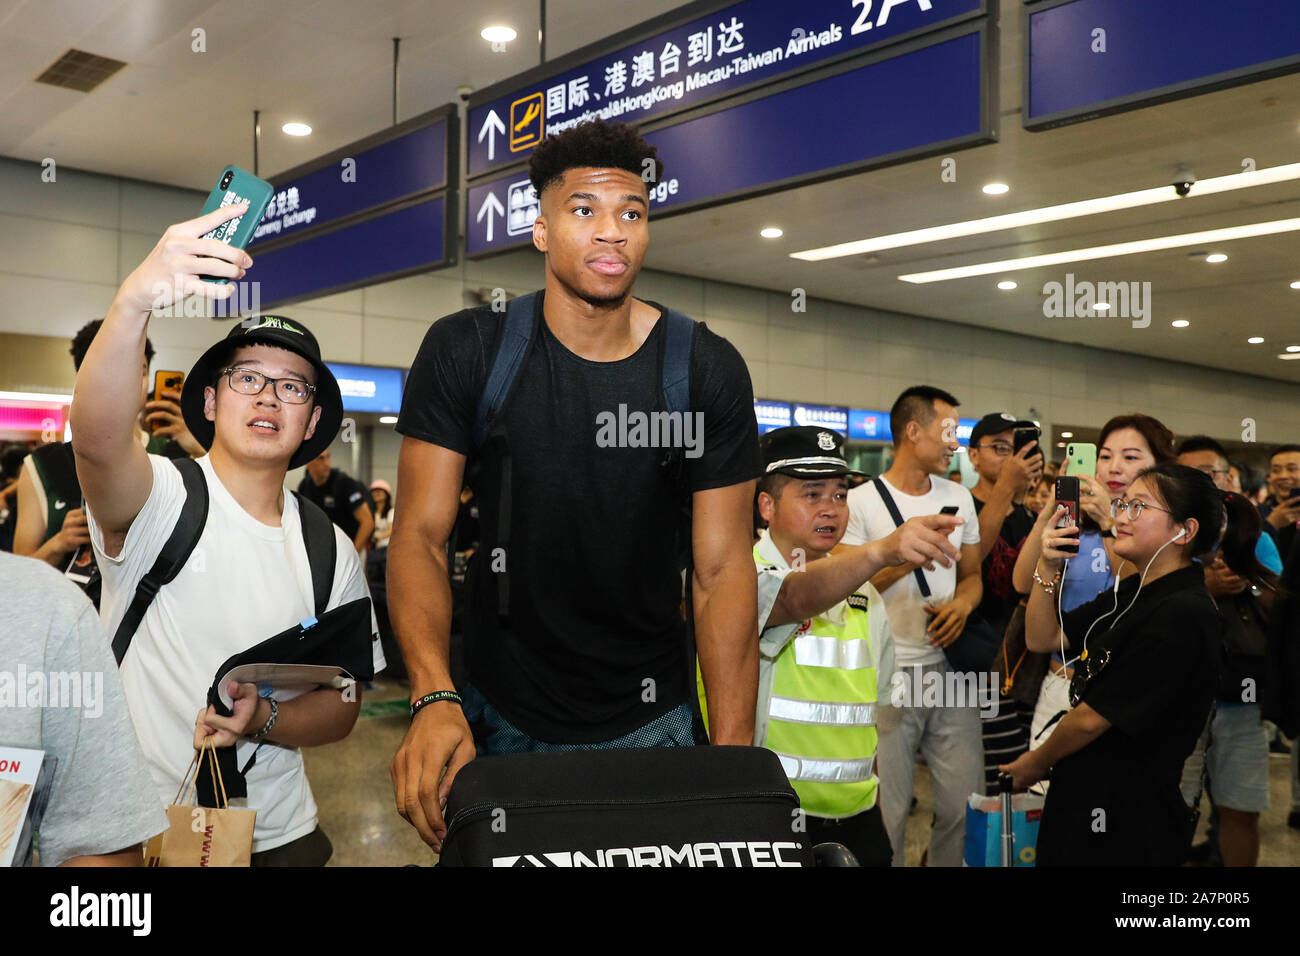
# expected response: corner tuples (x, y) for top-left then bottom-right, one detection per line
(70, 203), (382, 865)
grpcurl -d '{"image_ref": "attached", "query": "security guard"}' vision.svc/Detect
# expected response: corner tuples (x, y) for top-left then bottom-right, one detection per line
(704, 426), (962, 865)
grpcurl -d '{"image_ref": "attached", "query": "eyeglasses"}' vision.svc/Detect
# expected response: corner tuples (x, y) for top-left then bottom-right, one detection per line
(1109, 497), (1173, 521)
(221, 367), (315, 405)
(976, 442), (1013, 456)
(1069, 647), (1110, 707)
(1192, 465), (1230, 479)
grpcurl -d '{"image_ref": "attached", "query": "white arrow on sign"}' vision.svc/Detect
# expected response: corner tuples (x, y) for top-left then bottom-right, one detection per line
(478, 109), (506, 161)
(476, 191), (505, 243)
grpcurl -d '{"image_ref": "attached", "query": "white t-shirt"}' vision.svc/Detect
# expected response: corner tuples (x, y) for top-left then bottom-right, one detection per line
(87, 454), (384, 853)
(841, 474), (981, 666)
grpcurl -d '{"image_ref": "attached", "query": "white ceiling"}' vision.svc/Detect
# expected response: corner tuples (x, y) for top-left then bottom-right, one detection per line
(2, 1), (1298, 382)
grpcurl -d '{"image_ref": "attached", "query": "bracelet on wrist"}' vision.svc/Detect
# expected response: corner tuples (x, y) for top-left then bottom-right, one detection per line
(410, 690), (463, 720)
(247, 697), (278, 742)
(1033, 565), (1062, 596)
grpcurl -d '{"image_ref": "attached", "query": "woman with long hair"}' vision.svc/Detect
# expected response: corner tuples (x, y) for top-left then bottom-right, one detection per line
(1011, 414), (1176, 748)
(1002, 464), (1277, 865)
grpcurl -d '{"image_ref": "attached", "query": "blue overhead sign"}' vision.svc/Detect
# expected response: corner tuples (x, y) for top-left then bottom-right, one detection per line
(468, 0), (985, 178)
(847, 410), (979, 444)
(250, 105), (457, 308)
(1025, 0), (1300, 130)
(249, 196), (447, 309)
(325, 362), (405, 414)
(469, 25), (992, 257)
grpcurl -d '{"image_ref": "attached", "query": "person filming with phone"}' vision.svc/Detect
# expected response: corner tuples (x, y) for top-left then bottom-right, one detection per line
(1001, 463), (1274, 865)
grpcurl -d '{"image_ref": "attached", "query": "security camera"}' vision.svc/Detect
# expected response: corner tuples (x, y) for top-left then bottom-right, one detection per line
(1172, 166), (1196, 198)
(457, 85), (474, 102)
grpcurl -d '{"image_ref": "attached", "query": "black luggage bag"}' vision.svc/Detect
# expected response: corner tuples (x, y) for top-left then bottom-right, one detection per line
(439, 745), (815, 867)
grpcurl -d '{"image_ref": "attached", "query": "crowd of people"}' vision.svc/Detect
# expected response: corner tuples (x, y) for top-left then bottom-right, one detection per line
(2, 118), (1297, 868)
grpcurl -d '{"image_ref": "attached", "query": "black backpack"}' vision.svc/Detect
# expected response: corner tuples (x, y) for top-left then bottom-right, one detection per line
(109, 456), (336, 666)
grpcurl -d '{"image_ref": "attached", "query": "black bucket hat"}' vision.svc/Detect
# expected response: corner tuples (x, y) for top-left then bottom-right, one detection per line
(180, 315), (342, 470)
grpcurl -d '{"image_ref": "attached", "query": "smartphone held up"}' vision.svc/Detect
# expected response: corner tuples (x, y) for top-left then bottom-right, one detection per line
(1053, 475), (1081, 555)
(198, 166), (273, 284)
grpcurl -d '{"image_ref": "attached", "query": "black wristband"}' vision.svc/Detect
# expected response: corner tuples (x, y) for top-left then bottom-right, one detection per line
(410, 690), (463, 719)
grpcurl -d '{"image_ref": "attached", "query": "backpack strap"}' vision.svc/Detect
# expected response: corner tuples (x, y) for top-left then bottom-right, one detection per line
(111, 458), (209, 665)
(294, 493), (336, 617)
(472, 292), (538, 450)
(872, 477), (931, 598)
(661, 308), (693, 418)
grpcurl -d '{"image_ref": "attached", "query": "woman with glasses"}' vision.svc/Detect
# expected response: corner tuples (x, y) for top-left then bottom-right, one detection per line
(1001, 464), (1275, 865)
(1012, 414), (1176, 753)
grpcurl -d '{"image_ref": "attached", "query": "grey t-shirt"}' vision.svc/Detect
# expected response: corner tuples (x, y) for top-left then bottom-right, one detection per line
(0, 552), (165, 866)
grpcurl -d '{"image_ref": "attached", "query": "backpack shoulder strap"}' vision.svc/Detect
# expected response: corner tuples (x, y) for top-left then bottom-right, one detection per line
(472, 292), (538, 449)
(661, 308), (695, 418)
(110, 457), (209, 665)
(294, 492), (336, 617)
(872, 477), (931, 598)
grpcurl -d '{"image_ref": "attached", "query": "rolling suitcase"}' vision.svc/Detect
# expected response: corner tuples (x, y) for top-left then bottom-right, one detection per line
(438, 745), (816, 867)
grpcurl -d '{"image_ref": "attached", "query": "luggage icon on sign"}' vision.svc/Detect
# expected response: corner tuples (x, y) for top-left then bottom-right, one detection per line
(506, 179), (540, 237)
(510, 92), (544, 152)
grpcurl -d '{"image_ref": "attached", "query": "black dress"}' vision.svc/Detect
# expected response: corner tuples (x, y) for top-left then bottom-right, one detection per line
(1035, 564), (1222, 866)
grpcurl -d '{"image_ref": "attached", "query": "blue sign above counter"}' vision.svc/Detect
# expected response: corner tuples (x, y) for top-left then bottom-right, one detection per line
(1025, 0), (1300, 130)
(468, 0), (986, 178)
(325, 362), (405, 414)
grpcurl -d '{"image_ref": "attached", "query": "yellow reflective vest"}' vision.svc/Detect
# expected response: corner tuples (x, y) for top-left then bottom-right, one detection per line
(700, 534), (892, 819)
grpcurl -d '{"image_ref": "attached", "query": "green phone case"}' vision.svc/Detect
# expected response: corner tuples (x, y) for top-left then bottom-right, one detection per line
(1065, 442), (1097, 479)
(198, 165), (274, 283)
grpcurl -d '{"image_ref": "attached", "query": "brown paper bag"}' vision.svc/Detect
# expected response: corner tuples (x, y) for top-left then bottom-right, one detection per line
(144, 740), (256, 867)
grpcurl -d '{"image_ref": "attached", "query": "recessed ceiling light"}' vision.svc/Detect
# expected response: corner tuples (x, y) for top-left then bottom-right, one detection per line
(760, 227), (784, 239)
(1171, 319), (1189, 328)
(1061, 431), (1073, 438)
(481, 25), (517, 42)
(897, 217), (1300, 283)
(1093, 302), (1110, 311)
(997, 280), (1017, 290)
(379, 415), (399, 424)
(1248, 336), (1265, 344)
(282, 122), (311, 136)
(1290, 280), (1300, 289)
(1205, 253), (1228, 263)
(792, 161), (1300, 261)
(1288, 345), (1300, 353)
(982, 183), (1009, 195)
(1279, 353), (1300, 360)
(1056, 442), (1066, 448)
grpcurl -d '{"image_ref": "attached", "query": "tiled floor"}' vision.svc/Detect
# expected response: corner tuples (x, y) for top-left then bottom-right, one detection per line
(304, 678), (1300, 867)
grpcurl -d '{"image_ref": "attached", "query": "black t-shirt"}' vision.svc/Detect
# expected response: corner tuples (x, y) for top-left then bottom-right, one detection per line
(1035, 564), (1222, 866)
(297, 468), (370, 541)
(397, 292), (760, 743)
(971, 496), (1035, 635)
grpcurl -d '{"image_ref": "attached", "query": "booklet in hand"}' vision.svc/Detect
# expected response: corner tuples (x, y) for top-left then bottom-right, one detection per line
(205, 596), (375, 717)
(197, 596), (374, 805)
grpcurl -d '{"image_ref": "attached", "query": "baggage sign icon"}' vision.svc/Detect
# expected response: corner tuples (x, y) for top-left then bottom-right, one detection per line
(510, 93), (544, 153)
(506, 179), (540, 237)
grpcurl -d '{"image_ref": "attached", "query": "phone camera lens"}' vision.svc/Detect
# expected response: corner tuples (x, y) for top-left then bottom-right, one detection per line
(220, 171), (233, 189)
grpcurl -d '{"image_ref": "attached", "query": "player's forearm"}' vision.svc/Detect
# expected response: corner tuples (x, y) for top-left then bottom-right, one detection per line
(694, 559), (758, 746)
(387, 528), (455, 696)
(70, 300), (150, 465)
